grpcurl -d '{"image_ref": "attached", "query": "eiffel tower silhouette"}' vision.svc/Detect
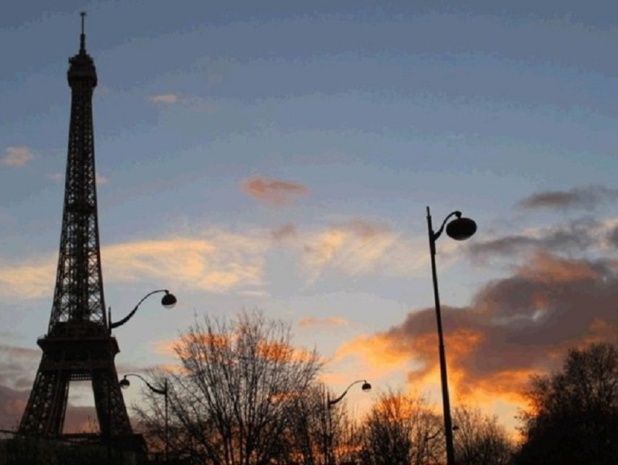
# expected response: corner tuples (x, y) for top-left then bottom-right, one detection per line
(18, 13), (136, 445)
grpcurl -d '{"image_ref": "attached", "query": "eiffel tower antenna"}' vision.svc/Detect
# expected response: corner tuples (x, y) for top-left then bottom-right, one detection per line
(80, 11), (86, 52)
(18, 13), (138, 450)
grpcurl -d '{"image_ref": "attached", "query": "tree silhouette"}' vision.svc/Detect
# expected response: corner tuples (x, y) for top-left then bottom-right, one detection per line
(515, 342), (618, 465)
(453, 405), (513, 465)
(133, 311), (322, 465)
(356, 390), (443, 465)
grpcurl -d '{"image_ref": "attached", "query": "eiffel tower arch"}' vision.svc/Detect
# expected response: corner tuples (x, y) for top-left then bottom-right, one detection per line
(18, 13), (136, 447)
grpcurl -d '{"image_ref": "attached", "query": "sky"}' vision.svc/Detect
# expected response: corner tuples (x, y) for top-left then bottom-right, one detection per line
(1, 0), (618, 437)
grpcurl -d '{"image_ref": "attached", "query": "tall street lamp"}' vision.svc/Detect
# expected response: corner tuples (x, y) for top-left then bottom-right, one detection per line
(120, 374), (170, 462)
(326, 379), (372, 465)
(426, 207), (477, 465)
(107, 289), (177, 463)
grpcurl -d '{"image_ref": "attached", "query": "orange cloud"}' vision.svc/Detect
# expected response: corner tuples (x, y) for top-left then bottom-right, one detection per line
(298, 316), (349, 329)
(332, 249), (618, 431)
(242, 176), (308, 206)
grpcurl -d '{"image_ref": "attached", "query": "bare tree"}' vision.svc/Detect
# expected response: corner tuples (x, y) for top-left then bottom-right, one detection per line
(453, 405), (513, 465)
(134, 310), (323, 465)
(271, 383), (333, 465)
(356, 390), (443, 465)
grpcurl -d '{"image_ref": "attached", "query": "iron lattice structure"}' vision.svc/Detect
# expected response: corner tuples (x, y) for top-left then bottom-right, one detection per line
(18, 17), (134, 442)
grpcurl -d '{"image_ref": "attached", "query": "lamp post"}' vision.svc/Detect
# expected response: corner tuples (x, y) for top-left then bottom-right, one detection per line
(326, 380), (372, 465)
(120, 374), (169, 462)
(426, 207), (476, 465)
(107, 289), (176, 463)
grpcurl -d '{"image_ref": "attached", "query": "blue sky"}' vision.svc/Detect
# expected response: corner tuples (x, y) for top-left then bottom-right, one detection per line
(1, 0), (617, 434)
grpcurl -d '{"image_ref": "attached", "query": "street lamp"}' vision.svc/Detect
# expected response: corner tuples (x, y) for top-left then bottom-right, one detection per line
(326, 380), (372, 465)
(109, 289), (177, 332)
(327, 380), (372, 408)
(120, 374), (170, 462)
(426, 206), (476, 465)
(107, 289), (177, 463)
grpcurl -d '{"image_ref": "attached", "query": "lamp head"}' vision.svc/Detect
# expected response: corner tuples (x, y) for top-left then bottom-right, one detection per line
(446, 215), (477, 241)
(361, 381), (372, 392)
(161, 291), (177, 309)
(119, 377), (130, 389)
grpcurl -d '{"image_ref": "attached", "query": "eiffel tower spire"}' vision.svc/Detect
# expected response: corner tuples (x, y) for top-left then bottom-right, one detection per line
(18, 14), (135, 444)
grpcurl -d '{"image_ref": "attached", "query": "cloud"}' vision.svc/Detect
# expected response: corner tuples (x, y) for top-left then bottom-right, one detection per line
(298, 316), (349, 329)
(102, 232), (269, 294)
(149, 93), (179, 104)
(0, 344), (41, 392)
(0, 383), (108, 434)
(0, 258), (56, 299)
(0, 229), (270, 300)
(271, 223), (298, 241)
(2, 146), (34, 167)
(96, 174), (109, 185)
(0, 220), (448, 301)
(148, 94), (216, 113)
(0, 385), (29, 430)
(468, 218), (606, 262)
(0, 344), (138, 433)
(47, 172), (64, 182)
(0, 344), (39, 430)
(298, 219), (428, 281)
(518, 185), (618, 211)
(336, 248), (618, 415)
(242, 176), (308, 206)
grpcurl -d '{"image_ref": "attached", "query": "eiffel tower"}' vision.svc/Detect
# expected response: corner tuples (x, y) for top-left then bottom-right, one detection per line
(18, 13), (135, 445)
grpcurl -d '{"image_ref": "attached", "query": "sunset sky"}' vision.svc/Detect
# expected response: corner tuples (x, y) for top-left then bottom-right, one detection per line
(1, 1), (618, 435)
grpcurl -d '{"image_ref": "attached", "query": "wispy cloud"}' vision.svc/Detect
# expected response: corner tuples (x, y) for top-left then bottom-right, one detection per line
(148, 94), (217, 112)
(0, 230), (269, 299)
(2, 146), (34, 167)
(102, 232), (269, 294)
(0, 220), (452, 300)
(149, 93), (179, 104)
(296, 220), (428, 281)
(0, 258), (56, 299)
(298, 316), (349, 329)
(518, 185), (618, 210)
(96, 174), (109, 185)
(468, 218), (608, 262)
(47, 172), (64, 182)
(242, 176), (308, 206)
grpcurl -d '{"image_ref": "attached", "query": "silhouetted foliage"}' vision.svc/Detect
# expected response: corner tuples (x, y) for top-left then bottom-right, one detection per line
(356, 390), (443, 465)
(453, 405), (513, 465)
(133, 310), (323, 465)
(515, 342), (618, 465)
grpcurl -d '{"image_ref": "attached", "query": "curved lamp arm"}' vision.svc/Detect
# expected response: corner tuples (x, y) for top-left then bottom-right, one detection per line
(109, 289), (176, 331)
(428, 208), (462, 243)
(119, 373), (167, 396)
(328, 379), (371, 408)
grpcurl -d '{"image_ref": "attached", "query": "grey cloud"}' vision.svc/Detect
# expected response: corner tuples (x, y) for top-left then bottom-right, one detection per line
(383, 252), (618, 398)
(469, 218), (601, 260)
(518, 185), (618, 211)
